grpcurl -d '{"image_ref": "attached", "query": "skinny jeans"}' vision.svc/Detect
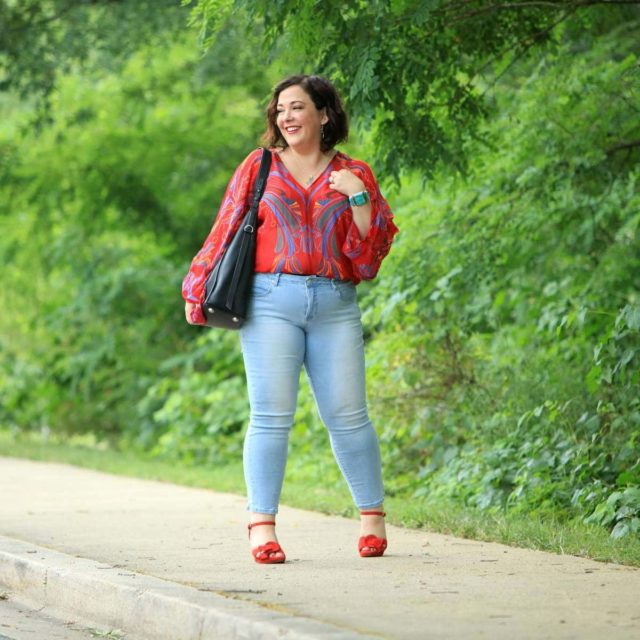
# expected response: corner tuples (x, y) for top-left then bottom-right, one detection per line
(239, 273), (385, 515)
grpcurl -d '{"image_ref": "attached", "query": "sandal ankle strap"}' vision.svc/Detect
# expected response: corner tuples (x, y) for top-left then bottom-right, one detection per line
(248, 520), (276, 531)
(360, 511), (386, 517)
(247, 520), (277, 540)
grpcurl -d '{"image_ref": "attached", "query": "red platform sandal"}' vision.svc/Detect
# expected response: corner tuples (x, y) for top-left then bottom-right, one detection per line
(358, 511), (387, 558)
(248, 521), (286, 564)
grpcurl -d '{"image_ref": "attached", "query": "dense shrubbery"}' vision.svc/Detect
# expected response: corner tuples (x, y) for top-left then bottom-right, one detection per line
(362, 23), (640, 535)
(1, 12), (638, 538)
(0, 36), (269, 440)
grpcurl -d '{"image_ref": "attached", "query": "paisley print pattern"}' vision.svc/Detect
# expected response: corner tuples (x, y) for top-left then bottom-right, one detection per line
(182, 148), (398, 325)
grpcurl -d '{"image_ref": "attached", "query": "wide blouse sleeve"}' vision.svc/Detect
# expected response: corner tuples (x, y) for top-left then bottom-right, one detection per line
(181, 149), (262, 325)
(341, 162), (399, 281)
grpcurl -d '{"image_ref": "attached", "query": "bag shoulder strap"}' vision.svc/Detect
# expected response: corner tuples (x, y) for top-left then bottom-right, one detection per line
(250, 147), (272, 210)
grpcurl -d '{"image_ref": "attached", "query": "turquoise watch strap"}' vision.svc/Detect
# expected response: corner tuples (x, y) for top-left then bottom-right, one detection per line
(348, 190), (370, 207)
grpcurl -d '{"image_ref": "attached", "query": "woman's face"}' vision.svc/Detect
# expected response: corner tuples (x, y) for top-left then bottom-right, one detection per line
(276, 84), (328, 151)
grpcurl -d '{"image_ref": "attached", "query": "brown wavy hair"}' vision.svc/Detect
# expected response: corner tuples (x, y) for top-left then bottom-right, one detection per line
(262, 75), (349, 153)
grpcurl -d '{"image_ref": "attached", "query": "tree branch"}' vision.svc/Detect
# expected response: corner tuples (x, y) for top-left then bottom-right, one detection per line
(7, 0), (128, 34)
(476, 5), (578, 94)
(605, 139), (640, 156)
(443, 0), (640, 21)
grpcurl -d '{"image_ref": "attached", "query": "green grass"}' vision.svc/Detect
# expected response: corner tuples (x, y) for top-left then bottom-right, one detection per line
(1, 428), (638, 567)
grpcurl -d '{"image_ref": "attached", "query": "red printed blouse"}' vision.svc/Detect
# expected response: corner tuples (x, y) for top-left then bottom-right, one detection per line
(182, 148), (399, 325)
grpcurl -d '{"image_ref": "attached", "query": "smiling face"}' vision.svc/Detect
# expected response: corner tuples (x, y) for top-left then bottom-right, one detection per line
(276, 84), (328, 151)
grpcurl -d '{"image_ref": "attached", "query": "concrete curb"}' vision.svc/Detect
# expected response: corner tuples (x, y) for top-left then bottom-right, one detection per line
(0, 536), (376, 640)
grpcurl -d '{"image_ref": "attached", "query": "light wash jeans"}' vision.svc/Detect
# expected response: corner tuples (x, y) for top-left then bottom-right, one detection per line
(239, 273), (385, 515)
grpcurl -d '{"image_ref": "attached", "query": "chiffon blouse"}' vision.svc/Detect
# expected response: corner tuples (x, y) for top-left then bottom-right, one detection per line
(182, 148), (399, 325)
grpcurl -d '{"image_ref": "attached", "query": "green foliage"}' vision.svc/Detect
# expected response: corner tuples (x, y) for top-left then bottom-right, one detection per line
(136, 330), (247, 464)
(0, 29), (270, 440)
(0, 0), (186, 98)
(184, 0), (639, 179)
(585, 487), (640, 539)
(360, 21), (640, 537)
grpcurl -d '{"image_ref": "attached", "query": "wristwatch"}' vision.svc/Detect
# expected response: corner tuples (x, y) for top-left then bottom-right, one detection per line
(348, 190), (370, 207)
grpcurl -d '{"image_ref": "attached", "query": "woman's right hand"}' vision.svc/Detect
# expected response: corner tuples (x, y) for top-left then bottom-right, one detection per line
(185, 301), (197, 324)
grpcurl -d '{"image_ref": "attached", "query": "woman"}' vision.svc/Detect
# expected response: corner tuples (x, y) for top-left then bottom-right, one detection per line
(182, 75), (398, 564)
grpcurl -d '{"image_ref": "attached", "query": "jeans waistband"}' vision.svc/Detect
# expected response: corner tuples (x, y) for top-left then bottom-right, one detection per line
(254, 272), (353, 287)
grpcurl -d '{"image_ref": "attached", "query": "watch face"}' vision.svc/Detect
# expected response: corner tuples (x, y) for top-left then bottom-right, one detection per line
(351, 192), (368, 206)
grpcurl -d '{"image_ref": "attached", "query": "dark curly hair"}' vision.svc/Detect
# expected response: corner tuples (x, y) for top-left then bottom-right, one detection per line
(262, 74), (349, 153)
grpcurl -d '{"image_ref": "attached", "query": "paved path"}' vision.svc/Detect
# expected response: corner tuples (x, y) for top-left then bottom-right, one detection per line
(0, 456), (639, 639)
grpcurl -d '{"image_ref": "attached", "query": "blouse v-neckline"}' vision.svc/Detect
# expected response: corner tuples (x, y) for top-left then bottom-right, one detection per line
(274, 149), (339, 193)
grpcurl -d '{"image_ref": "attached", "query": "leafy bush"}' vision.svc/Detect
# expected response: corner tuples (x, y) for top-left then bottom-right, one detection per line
(0, 35), (269, 440)
(361, 23), (640, 537)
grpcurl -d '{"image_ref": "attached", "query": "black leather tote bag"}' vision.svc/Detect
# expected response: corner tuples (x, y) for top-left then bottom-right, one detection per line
(201, 148), (272, 329)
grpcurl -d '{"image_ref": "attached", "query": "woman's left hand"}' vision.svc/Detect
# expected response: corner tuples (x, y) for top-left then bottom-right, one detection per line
(328, 169), (365, 197)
